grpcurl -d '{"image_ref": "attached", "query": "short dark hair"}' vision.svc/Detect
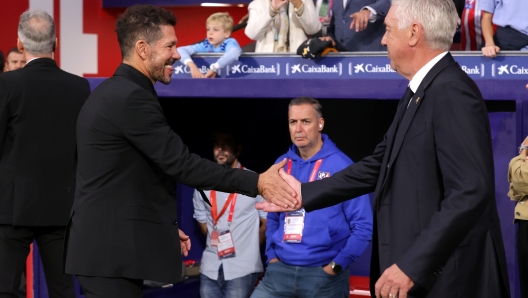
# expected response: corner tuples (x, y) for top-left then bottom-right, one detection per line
(7, 47), (22, 57)
(212, 130), (243, 147)
(289, 96), (323, 118)
(115, 5), (177, 59)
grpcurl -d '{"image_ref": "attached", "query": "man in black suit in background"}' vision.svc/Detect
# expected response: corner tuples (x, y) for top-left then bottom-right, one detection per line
(0, 10), (91, 298)
(259, 0), (510, 297)
(64, 5), (296, 298)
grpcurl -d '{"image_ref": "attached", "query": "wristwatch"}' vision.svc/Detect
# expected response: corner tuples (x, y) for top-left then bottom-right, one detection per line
(330, 261), (342, 274)
(209, 63), (219, 73)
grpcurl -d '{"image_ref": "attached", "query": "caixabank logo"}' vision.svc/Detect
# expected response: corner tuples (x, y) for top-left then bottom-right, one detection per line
(349, 63), (396, 75)
(460, 64), (485, 77)
(492, 64), (528, 77)
(172, 64), (211, 76)
(227, 63), (280, 76)
(285, 63), (342, 76)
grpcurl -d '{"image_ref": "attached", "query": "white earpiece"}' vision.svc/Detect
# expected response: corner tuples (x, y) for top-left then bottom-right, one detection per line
(319, 124), (323, 129)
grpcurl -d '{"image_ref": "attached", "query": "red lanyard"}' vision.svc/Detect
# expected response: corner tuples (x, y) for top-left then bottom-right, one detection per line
(287, 159), (323, 182)
(210, 164), (243, 226)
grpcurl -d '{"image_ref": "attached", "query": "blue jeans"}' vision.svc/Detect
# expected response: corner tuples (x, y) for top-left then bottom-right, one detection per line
(250, 261), (349, 298)
(200, 264), (261, 298)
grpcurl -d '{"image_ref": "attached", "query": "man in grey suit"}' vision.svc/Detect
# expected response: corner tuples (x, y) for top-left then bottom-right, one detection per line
(0, 10), (90, 298)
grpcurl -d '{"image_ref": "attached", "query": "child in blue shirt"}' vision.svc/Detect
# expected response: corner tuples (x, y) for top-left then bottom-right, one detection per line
(177, 12), (242, 78)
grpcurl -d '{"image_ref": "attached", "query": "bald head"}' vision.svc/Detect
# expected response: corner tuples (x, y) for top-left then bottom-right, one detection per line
(18, 10), (56, 56)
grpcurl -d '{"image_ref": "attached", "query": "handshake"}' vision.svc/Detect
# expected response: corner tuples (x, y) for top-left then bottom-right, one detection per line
(256, 158), (303, 212)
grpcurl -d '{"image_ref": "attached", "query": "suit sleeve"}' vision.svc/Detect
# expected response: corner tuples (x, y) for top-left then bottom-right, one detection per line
(368, 0), (391, 18)
(396, 80), (494, 289)
(120, 89), (259, 197)
(0, 78), (8, 154)
(302, 135), (386, 211)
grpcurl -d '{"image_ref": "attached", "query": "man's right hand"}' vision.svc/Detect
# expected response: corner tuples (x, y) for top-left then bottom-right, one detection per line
(256, 167), (302, 212)
(188, 62), (205, 78)
(269, 258), (279, 263)
(257, 159), (299, 210)
(271, 0), (288, 11)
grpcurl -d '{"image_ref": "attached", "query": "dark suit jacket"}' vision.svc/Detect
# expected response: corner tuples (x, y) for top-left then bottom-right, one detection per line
(64, 64), (259, 283)
(328, 0), (390, 51)
(0, 58), (90, 226)
(302, 54), (510, 297)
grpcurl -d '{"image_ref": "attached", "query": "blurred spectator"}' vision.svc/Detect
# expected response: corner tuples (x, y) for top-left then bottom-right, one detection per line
(4, 47), (26, 71)
(193, 131), (267, 298)
(507, 136), (528, 298)
(250, 97), (372, 298)
(480, 0), (528, 58)
(321, 0), (390, 51)
(460, 0), (485, 50)
(245, 0), (322, 53)
(177, 13), (241, 78)
(314, 0), (332, 24)
(0, 50), (4, 73)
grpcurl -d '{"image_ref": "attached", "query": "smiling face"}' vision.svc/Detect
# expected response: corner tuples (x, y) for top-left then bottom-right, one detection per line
(147, 25), (180, 85)
(288, 104), (323, 156)
(206, 21), (230, 47)
(381, 6), (410, 77)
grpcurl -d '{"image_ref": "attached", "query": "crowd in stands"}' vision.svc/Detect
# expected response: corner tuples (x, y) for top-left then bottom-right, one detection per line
(175, 0), (527, 77)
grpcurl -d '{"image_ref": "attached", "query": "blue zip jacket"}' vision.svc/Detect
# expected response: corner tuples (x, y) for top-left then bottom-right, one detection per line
(266, 134), (373, 268)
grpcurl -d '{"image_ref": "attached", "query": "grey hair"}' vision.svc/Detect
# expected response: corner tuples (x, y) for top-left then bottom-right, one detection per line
(392, 0), (460, 51)
(18, 10), (56, 55)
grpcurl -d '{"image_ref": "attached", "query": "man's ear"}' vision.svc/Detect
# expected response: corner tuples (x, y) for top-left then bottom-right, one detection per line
(408, 23), (421, 47)
(135, 40), (149, 60)
(17, 38), (24, 52)
(53, 38), (58, 52)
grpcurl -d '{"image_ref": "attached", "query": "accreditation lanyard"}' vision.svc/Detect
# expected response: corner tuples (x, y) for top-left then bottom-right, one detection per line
(210, 164), (242, 260)
(283, 158), (323, 243)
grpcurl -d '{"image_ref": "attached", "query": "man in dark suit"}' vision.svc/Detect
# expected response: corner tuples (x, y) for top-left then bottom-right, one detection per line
(64, 5), (296, 298)
(259, 0), (510, 297)
(0, 10), (90, 298)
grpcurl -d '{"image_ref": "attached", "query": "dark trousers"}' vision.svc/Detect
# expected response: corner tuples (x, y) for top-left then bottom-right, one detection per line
(518, 220), (528, 298)
(0, 225), (75, 298)
(494, 26), (528, 51)
(77, 275), (143, 298)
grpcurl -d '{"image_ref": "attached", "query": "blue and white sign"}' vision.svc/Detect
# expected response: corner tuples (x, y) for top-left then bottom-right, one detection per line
(171, 54), (528, 80)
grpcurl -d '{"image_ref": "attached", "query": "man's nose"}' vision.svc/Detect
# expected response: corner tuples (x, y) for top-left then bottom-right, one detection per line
(173, 48), (181, 61)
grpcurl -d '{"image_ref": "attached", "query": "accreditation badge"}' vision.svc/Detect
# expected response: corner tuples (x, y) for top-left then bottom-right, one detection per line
(282, 209), (305, 243)
(217, 230), (236, 260)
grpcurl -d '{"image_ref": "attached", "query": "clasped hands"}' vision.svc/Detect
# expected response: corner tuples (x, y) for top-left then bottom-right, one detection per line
(256, 158), (303, 212)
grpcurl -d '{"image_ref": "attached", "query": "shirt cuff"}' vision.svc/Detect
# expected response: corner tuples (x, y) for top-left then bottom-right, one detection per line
(362, 6), (377, 23)
(333, 254), (352, 269)
(183, 58), (193, 66)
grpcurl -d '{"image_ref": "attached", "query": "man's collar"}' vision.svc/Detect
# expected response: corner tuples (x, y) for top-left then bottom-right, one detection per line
(409, 51), (448, 92)
(114, 63), (157, 96)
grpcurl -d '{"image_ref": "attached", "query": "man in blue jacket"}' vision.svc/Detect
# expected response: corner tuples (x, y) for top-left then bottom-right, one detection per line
(251, 97), (373, 298)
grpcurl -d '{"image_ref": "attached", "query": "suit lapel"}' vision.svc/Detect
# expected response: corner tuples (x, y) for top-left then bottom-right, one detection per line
(380, 53), (456, 191)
